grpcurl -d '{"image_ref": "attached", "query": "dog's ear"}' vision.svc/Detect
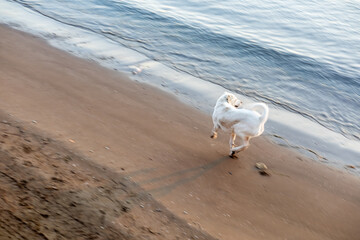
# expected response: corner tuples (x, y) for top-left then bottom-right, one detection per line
(226, 93), (232, 103)
(223, 92), (232, 103)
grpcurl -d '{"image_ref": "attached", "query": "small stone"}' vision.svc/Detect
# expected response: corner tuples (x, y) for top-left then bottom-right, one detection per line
(32, 120), (37, 124)
(345, 165), (356, 169)
(46, 186), (58, 191)
(183, 211), (188, 215)
(255, 162), (268, 170)
(105, 146), (110, 150)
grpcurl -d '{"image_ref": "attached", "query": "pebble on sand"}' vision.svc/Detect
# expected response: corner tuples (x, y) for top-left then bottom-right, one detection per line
(345, 165), (356, 169)
(255, 162), (270, 176)
(255, 162), (268, 170)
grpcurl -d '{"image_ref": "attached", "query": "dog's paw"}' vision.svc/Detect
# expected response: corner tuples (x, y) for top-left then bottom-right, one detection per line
(229, 151), (237, 158)
(210, 133), (217, 139)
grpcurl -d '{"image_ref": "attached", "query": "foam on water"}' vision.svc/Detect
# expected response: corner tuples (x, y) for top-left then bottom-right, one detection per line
(0, 0), (359, 175)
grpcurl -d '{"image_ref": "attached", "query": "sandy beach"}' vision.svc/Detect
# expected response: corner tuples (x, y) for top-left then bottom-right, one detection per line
(1, 24), (360, 240)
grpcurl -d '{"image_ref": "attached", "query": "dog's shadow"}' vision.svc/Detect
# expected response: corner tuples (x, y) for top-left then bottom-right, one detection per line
(126, 156), (230, 197)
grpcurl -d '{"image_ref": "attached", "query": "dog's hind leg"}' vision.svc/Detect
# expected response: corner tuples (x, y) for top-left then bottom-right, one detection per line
(229, 131), (236, 155)
(229, 131), (236, 158)
(230, 136), (250, 158)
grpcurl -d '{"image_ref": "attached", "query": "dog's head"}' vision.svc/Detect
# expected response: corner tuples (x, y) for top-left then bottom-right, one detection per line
(223, 92), (242, 108)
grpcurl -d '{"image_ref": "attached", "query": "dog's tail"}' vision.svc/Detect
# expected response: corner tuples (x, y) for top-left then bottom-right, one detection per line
(248, 103), (269, 124)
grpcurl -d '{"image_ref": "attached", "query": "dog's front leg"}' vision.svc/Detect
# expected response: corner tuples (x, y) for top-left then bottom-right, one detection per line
(210, 124), (219, 139)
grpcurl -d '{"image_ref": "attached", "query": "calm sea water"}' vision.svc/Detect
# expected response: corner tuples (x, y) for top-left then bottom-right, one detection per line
(2, 0), (360, 142)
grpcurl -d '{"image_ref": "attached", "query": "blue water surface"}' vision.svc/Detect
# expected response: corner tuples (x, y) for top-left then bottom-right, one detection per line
(9, 0), (360, 140)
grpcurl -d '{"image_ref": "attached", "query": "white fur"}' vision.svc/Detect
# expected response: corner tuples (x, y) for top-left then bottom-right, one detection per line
(211, 92), (269, 157)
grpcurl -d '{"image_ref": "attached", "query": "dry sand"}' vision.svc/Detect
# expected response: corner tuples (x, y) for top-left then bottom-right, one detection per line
(1, 24), (360, 240)
(0, 113), (215, 240)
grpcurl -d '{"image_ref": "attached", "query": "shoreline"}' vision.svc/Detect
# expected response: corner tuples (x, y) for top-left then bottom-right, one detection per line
(1, 24), (360, 239)
(0, 0), (358, 173)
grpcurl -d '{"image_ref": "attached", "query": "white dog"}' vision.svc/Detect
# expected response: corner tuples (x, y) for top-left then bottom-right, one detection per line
(211, 92), (269, 158)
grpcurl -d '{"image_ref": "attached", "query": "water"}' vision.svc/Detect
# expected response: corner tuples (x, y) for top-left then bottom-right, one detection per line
(0, 0), (359, 171)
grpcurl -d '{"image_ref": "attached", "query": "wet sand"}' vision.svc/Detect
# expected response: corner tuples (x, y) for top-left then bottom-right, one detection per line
(1, 24), (360, 240)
